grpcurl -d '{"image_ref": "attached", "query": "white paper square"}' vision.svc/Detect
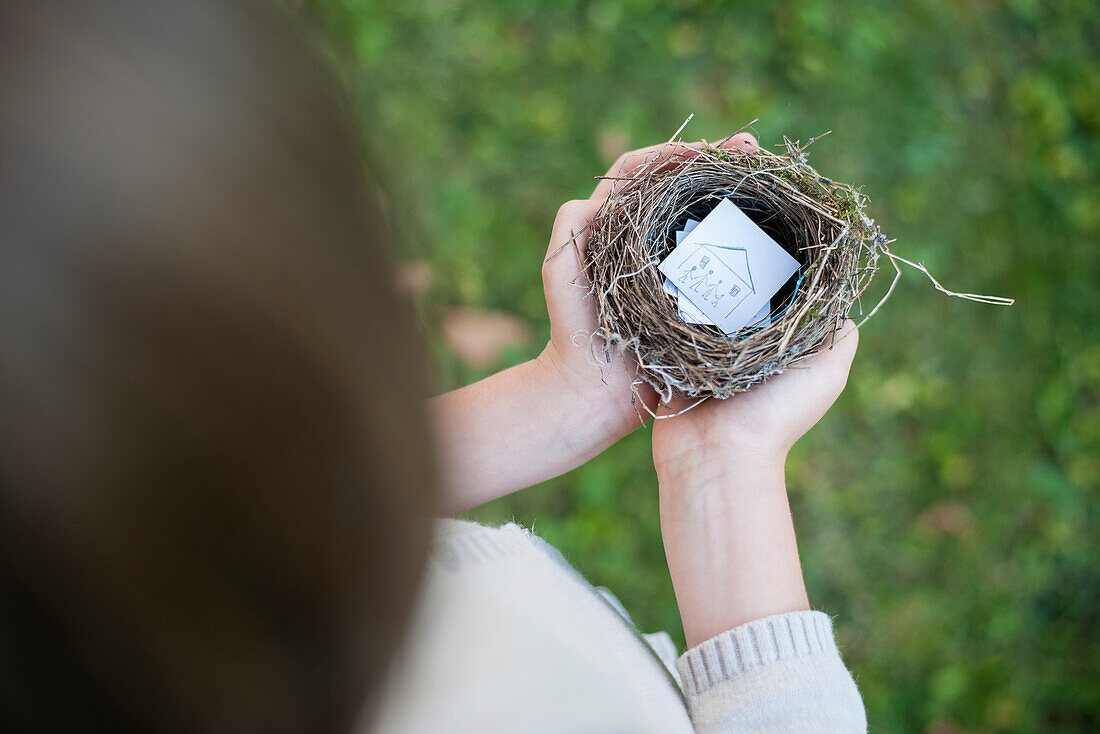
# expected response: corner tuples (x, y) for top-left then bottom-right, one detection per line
(664, 217), (774, 327)
(658, 199), (799, 335)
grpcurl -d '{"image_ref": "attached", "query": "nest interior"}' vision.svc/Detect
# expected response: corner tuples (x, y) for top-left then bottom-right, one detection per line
(584, 138), (887, 401)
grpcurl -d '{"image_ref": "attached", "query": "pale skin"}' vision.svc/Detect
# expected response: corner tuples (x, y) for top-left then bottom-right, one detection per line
(429, 132), (859, 648)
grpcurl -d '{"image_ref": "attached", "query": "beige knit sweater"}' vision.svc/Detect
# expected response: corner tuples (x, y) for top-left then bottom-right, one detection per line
(371, 520), (866, 733)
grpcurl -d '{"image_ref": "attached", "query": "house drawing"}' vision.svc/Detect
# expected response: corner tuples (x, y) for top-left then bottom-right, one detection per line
(656, 198), (802, 335)
(674, 243), (755, 316)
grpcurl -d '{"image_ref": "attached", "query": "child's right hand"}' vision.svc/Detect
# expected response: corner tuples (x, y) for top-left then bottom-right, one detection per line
(652, 319), (859, 476)
(651, 320), (859, 647)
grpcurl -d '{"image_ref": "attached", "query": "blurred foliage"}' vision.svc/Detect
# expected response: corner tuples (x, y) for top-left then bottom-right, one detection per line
(291, 0), (1098, 730)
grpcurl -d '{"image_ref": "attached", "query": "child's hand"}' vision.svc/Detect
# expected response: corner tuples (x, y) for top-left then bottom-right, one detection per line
(652, 320), (859, 474)
(430, 133), (759, 514)
(536, 133), (760, 440)
(534, 195), (655, 436)
(650, 320), (859, 647)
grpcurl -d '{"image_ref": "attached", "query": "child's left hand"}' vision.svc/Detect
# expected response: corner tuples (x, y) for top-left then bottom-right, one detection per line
(534, 195), (655, 438)
(536, 133), (760, 441)
(430, 132), (758, 514)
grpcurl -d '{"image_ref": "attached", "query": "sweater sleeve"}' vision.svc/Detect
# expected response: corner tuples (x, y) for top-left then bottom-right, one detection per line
(675, 611), (867, 734)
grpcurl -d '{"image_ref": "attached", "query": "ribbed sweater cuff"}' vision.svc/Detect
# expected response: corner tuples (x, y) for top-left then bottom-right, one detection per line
(677, 611), (840, 697)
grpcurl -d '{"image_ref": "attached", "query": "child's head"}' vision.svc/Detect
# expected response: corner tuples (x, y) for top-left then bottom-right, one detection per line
(0, 1), (435, 730)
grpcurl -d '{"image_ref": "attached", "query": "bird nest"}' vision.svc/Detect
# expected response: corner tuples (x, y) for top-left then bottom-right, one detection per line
(584, 134), (889, 401)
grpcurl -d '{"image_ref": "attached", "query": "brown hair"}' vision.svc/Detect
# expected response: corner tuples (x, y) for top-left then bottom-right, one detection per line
(0, 1), (435, 730)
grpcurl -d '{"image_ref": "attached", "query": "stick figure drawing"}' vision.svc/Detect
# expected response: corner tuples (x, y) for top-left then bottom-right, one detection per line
(674, 245), (755, 317)
(678, 256), (711, 289)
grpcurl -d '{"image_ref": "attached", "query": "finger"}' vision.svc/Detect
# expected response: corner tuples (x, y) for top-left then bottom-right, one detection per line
(791, 319), (858, 369)
(590, 141), (708, 203)
(786, 318), (859, 397)
(542, 199), (601, 334)
(813, 318), (859, 403)
(716, 130), (759, 152)
(589, 131), (761, 203)
(543, 197), (601, 264)
(824, 318), (859, 370)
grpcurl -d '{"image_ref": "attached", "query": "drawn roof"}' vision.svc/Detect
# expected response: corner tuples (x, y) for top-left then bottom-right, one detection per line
(698, 243), (755, 293)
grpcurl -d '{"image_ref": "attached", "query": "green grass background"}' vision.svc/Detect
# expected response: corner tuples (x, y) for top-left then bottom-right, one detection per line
(295, 1), (1098, 730)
